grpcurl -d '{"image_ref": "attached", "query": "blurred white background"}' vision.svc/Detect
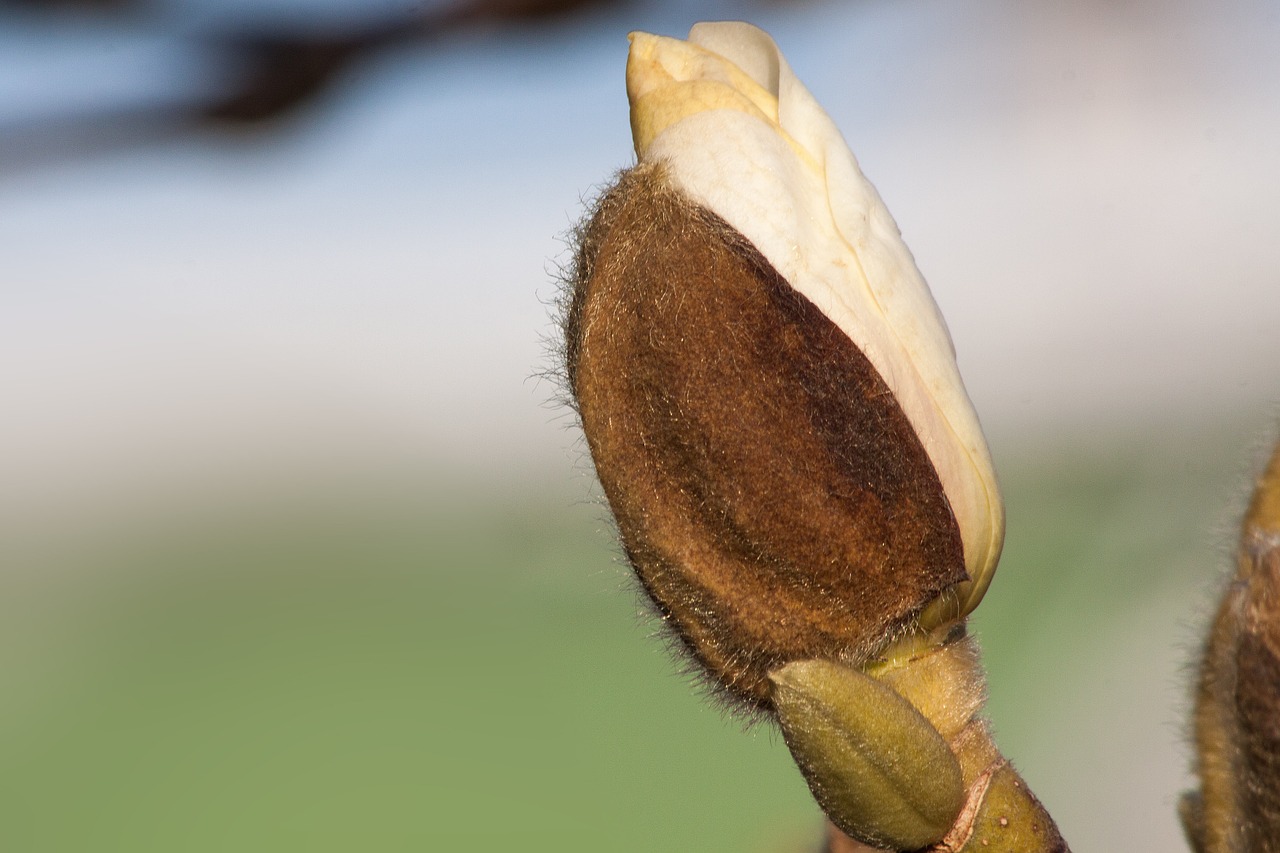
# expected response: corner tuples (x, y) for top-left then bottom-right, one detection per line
(4, 0), (1277, 528)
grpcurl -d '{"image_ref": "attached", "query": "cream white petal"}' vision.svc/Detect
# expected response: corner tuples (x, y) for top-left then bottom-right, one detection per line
(627, 22), (1003, 619)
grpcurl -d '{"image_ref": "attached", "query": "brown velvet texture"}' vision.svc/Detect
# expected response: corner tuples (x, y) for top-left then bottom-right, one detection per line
(1186, 442), (1280, 853)
(564, 163), (965, 706)
(1237, 609), (1280, 852)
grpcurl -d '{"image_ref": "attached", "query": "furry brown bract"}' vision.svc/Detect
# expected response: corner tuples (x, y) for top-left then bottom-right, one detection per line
(1184, 442), (1280, 853)
(565, 163), (966, 706)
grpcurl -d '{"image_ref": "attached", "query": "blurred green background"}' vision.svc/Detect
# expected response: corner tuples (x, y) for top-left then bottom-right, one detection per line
(2, 418), (1276, 852)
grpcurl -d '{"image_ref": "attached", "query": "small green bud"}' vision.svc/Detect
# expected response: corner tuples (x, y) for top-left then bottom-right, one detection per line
(769, 658), (965, 850)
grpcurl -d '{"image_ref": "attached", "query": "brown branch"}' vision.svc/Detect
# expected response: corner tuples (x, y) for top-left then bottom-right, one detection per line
(0, 0), (629, 175)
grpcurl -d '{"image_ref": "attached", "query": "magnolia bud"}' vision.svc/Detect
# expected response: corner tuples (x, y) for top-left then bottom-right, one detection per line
(564, 22), (1003, 705)
(628, 22), (1004, 628)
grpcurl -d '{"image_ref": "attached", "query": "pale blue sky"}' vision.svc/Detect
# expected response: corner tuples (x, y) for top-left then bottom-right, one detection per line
(3, 0), (1278, 512)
